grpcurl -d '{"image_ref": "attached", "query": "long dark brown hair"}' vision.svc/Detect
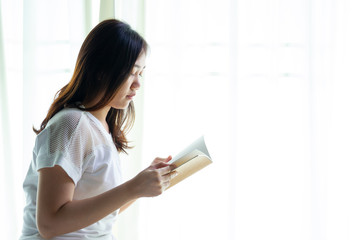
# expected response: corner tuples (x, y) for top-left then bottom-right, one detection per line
(33, 19), (148, 153)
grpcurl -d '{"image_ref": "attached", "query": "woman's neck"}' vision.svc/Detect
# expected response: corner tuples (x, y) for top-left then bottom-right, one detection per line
(82, 102), (111, 133)
(91, 108), (111, 133)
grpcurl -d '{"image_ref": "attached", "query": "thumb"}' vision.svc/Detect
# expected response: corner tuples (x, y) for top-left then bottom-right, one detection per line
(152, 161), (171, 169)
(163, 155), (172, 163)
(154, 155), (172, 163)
(153, 162), (177, 172)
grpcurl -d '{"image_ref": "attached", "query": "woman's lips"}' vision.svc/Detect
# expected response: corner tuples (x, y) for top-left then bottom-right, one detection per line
(127, 93), (136, 99)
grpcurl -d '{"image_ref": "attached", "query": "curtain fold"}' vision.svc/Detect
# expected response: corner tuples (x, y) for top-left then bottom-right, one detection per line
(137, 0), (360, 240)
(0, 1), (18, 238)
(1, 0), (101, 238)
(0, 0), (145, 238)
(109, 2), (147, 240)
(100, 0), (115, 21)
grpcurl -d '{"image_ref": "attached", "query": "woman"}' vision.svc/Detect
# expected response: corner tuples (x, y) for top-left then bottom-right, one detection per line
(20, 19), (177, 240)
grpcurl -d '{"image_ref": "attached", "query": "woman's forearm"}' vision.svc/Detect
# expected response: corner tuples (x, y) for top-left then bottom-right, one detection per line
(37, 179), (138, 239)
(37, 161), (175, 239)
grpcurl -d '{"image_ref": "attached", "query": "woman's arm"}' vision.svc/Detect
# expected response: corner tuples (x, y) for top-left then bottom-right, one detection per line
(117, 157), (174, 214)
(37, 162), (175, 239)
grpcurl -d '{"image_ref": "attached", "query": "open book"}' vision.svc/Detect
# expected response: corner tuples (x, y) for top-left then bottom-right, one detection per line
(167, 136), (212, 189)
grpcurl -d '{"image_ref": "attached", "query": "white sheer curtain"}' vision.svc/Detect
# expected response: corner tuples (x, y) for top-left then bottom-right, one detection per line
(0, 0), (146, 239)
(0, 0), (21, 238)
(0, 0), (100, 238)
(1, 0), (26, 238)
(2, 0), (360, 240)
(138, 0), (360, 240)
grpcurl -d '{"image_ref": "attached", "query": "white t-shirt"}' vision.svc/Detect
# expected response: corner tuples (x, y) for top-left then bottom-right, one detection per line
(20, 107), (123, 240)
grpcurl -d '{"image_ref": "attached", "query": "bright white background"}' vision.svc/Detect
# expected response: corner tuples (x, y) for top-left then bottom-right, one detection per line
(1, 0), (360, 240)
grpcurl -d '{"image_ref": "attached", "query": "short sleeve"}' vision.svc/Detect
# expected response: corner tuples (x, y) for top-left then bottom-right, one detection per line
(35, 110), (94, 185)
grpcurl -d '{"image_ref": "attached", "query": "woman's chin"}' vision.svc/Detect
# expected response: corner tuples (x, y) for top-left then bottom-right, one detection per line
(112, 101), (131, 110)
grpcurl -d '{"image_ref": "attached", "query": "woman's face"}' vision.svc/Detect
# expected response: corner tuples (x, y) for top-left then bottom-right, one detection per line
(109, 51), (146, 109)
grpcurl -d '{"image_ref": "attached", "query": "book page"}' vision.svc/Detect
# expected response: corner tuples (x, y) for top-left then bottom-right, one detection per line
(167, 136), (212, 189)
(168, 136), (211, 164)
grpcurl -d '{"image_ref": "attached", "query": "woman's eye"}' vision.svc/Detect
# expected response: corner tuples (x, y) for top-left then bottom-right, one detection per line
(130, 70), (144, 78)
(130, 72), (144, 78)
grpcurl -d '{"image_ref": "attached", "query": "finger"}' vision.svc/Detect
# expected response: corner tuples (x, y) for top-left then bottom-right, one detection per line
(154, 161), (176, 171)
(161, 172), (172, 183)
(153, 155), (172, 164)
(164, 155), (172, 163)
(153, 162), (171, 170)
(170, 170), (178, 179)
(161, 174), (171, 183)
(156, 165), (173, 176)
(162, 181), (171, 191)
(160, 172), (177, 192)
(162, 171), (178, 181)
(169, 163), (177, 171)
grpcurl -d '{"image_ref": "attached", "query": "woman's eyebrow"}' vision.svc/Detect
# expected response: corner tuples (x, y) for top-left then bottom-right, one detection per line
(134, 64), (146, 69)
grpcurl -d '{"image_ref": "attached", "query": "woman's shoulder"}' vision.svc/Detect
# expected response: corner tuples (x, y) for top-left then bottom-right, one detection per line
(48, 107), (84, 127)
(41, 107), (110, 148)
(44, 107), (88, 139)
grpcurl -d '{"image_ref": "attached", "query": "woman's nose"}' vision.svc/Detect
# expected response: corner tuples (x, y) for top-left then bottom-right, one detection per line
(131, 76), (141, 90)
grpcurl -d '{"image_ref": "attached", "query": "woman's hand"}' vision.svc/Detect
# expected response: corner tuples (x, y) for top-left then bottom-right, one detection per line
(131, 159), (177, 198)
(151, 155), (173, 166)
